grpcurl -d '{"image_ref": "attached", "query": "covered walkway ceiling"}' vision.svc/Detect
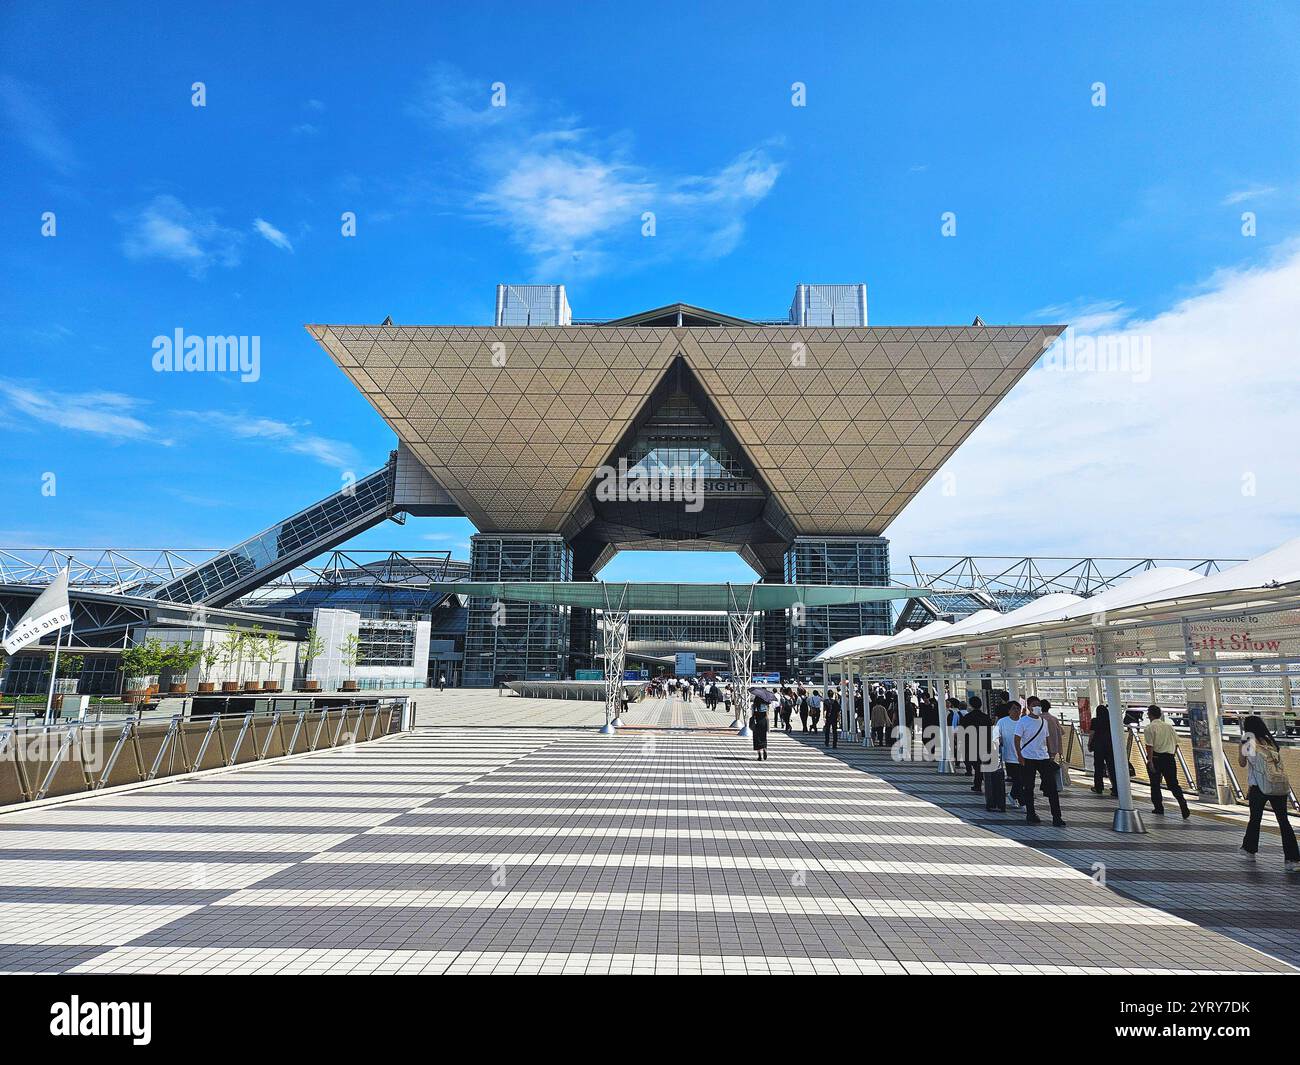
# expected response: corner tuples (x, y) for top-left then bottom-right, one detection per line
(815, 533), (1300, 670)
(424, 581), (927, 611)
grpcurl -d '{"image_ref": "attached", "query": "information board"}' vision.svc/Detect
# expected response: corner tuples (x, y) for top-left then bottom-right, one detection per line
(1185, 698), (1218, 798)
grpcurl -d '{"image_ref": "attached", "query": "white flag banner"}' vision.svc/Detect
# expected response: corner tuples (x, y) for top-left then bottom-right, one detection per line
(3, 567), (72, 655)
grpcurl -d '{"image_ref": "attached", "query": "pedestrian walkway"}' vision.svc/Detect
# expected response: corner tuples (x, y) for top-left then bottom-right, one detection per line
(802, 733), (1300, 968)
(0, 696), (1293, 975)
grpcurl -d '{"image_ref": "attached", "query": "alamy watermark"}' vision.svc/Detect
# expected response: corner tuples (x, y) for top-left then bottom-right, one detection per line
(152, 329), (260, 382)
(1041, 330), (1151, 384)
(593, 459), (703, 513)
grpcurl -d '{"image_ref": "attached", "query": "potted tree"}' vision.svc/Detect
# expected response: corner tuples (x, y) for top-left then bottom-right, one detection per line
(141, 637), (165, 696)
(262, 631), (282, 692)
(220, 631), (245, 693)
(243, 625), (264, 692)
(120, 644), (153, 704)
(198, 643), (220, 693)
(339, 633), (360, 692)
(166, 640), (201, 694)
(299, 627), (324, 692)
(52, 653), (84, 711)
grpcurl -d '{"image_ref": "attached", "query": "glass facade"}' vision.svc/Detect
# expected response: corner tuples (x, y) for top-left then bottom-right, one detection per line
(1, 653), (120, 696)
(628, 613), (729, 642)
(785, 536), (891, 676)
(358, 621), (416, 668)
(151, 465), (394, 606)
(789, 283), (868, 326)
(623, 389), (749, 481)
(463, 534), (572, 687)
(2, 654), (50, 695)
(495, 284), (571, 326)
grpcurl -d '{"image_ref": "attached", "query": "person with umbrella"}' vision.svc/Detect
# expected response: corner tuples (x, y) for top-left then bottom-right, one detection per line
(750, 687), (775, 760)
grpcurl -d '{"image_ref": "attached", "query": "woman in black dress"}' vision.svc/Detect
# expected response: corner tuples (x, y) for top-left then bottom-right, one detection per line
(750, 697), (770, 761)
(1089, 703), (1118, 795)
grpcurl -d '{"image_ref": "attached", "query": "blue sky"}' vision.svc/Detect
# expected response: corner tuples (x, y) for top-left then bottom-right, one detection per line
(2, 0), (1298, 582)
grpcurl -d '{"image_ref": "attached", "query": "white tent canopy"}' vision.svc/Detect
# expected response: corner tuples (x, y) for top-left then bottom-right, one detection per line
(932, 591), (1083, 644)
(814, 536), (1300, 674)
(1026, 566), (1202, 624)
(813, 633), (893, 663)
(1112, 535), (1300, 611)
(893, 607), (1001, 649)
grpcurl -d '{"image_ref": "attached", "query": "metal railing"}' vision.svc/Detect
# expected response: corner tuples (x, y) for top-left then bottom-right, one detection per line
(1082, 723), (1300, 813)
(0, 700), (408, 806)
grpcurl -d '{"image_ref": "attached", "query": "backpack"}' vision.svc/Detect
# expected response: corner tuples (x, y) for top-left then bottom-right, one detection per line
(1256, 744), (1291, 797)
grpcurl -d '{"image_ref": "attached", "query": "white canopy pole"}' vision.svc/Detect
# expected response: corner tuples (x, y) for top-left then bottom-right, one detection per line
(895, 666), (909, 759)
(936, 670), (951, 771)
(1099, 631), (1144, 833)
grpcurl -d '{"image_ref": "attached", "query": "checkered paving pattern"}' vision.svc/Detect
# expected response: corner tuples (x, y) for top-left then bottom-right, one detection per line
(411, 689), (735, 730)
(0, 699), (1294, 975)
(800, 729), (1300, 968)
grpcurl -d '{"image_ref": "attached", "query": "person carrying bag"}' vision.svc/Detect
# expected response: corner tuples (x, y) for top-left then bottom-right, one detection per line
(1238, 715), (1298, 870)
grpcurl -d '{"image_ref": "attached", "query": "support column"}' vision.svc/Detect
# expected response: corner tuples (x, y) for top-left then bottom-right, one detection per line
(727, 585), (756, 738)
(936, 671), (951, 772)
(599, 583), (630, 735)
(1199, 668), (1233, 804)
(600, 608), (628, 735)
(1101, 652), (1144, 833)
(465, 533), (571, 687)
(841, 665), (853, 741)
(895, 669), (909, 759)
(857, 658), (868, 744)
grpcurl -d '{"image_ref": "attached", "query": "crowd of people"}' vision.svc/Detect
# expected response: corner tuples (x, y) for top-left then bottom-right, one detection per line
(651, 673), (1298, 869)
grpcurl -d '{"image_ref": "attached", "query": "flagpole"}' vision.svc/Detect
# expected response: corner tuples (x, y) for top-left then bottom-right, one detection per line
(45, 622), (63, 725)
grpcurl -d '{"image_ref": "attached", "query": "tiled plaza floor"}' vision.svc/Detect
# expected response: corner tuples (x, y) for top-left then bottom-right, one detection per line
(0, 694), (1294, 975)
(802, 729), (1300, 968)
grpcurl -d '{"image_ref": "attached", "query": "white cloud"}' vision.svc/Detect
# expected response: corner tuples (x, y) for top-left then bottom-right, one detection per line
(1028, 298), (1130, 335)
(478, 150), (652, 275)
(0, 75), (77, 172)
(415, 64), (782, 276)
(253, 217), (294, 252)
(0, 383), (164, 443)
(888, 242), (1300, 561)
(120, 195), (242, 277)
(1223, 184), (1277, 206)
(408, 63), (515, 129)
(190, 412), (361, 470)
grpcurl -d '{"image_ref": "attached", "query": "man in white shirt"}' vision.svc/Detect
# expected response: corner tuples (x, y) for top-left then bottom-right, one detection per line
(997, 700), (1023, 806)
(1014, 701), (1065, 826)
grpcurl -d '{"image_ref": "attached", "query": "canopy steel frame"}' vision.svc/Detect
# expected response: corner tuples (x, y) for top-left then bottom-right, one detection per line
(599, 583), (631, 735)
(725, 584), (757, 737)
